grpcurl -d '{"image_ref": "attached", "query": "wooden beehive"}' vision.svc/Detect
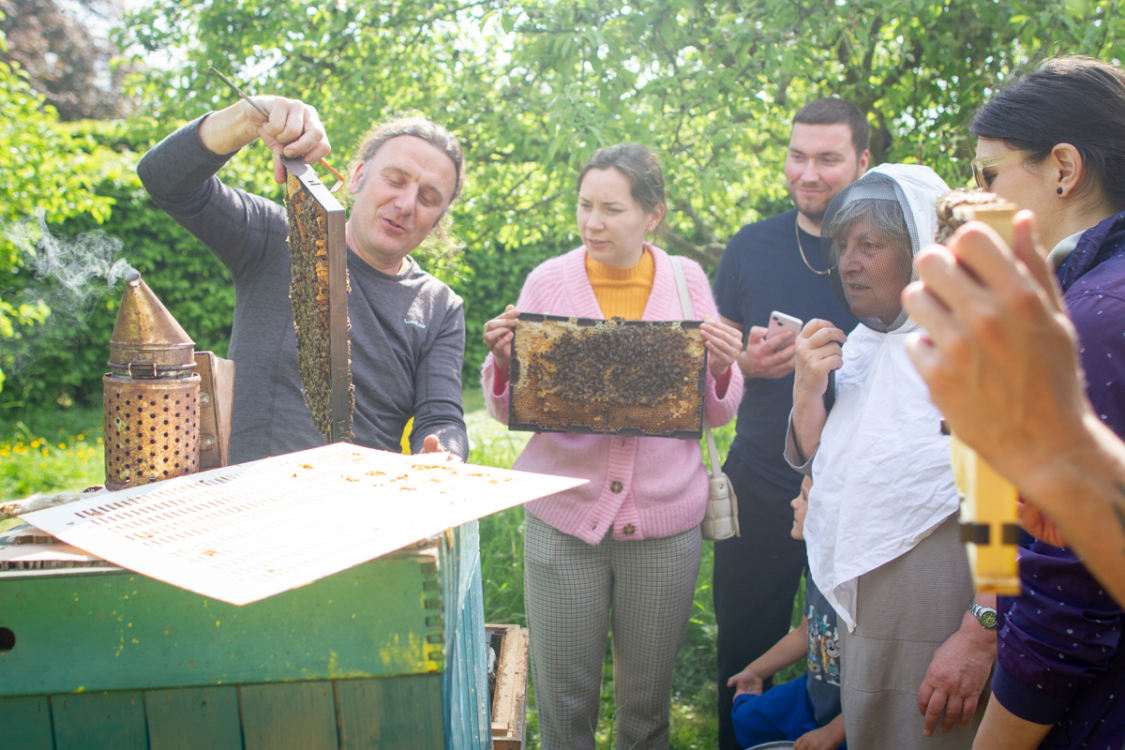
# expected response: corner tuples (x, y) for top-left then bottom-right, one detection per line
(0, 523), (492, 750)
(509, 314), (708, 438)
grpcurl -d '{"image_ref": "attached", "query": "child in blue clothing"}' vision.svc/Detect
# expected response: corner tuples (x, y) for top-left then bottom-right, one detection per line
(726, 477), (845, 750)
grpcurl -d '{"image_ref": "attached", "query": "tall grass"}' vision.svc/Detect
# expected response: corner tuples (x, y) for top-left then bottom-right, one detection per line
(2, 391), (806, 748)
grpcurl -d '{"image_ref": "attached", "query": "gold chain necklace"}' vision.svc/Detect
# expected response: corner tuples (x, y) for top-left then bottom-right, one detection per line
(795, 216), (829, 275)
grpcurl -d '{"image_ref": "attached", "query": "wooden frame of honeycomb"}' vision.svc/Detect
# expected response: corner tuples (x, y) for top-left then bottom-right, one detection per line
(508, 314), (707, 438)
(284, 158), (354, 443)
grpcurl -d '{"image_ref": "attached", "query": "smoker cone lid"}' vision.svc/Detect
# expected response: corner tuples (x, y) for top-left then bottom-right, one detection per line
(108, 273), (196, 377)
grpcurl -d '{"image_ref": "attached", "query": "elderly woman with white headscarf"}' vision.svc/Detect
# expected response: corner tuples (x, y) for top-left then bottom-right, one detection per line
(783, 164), (996, 749)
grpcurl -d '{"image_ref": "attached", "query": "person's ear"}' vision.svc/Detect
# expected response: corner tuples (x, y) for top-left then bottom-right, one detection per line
(856, 149), (871, 177)
(1051, 143), (1083, 198)
(349, 160), (366, 196)
(648, 203), (666, 233)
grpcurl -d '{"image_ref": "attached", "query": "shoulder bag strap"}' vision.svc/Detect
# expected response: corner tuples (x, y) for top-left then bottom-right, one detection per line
(669, 256), (723, 480)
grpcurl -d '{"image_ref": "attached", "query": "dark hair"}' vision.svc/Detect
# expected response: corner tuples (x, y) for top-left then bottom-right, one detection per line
(970, 56), (1125, 210)
(577, 143), (667, 234)
(348, 115), (465, 204)
(793, 98), (871, 157)
(345, 115), (465, 251)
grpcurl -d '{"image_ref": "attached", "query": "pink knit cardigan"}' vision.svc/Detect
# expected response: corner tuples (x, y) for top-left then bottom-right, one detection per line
(482, 244), (743, 544)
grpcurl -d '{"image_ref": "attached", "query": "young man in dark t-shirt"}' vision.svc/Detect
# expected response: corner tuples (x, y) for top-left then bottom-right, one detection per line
(712, 98), (868, 750)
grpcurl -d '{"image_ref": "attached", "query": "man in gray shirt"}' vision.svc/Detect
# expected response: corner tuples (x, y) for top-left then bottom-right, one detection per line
(138, 96), (468, 463)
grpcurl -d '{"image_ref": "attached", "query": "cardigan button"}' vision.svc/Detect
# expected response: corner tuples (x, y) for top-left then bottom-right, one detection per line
(623, 524), (636, 535)
(611, 481), (623, 493)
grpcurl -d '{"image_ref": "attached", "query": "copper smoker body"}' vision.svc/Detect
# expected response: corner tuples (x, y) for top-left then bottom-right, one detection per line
(103, 374), (201, 490)
(103, 273), (201, 491)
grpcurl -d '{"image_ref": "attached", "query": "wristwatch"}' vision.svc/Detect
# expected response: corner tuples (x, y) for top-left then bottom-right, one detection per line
(969, 602), (998, 630)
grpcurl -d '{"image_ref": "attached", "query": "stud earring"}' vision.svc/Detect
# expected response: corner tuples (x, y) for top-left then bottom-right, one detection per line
(1057, 187), (1064, 195)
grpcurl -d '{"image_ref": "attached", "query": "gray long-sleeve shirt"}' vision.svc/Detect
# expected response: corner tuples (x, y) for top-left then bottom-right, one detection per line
(137, 117), (468, 463)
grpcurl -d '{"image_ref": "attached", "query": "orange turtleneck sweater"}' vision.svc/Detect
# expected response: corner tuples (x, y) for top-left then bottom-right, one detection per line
(584, 247), (655, 320)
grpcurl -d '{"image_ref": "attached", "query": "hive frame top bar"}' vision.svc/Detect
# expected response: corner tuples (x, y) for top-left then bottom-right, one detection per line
(508, 313), (707, 440)
(514, 312), (702, 330)
(283, 158), (351, 444)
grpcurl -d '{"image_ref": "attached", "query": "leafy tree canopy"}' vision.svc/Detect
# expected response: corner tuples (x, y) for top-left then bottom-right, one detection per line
(120, 0), (1125, 265)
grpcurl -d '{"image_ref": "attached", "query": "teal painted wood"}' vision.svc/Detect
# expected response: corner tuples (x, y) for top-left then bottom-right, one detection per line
(439, 520), (491, 750)
(1, 521), (493, 750)
(144, 686), (241, 750)
(0, 695), (54, 750)
(50, 691), (147, 750)
(238, 681), (338, 750)
(0, 549), (441, 696)
(336, 674), (444, 749)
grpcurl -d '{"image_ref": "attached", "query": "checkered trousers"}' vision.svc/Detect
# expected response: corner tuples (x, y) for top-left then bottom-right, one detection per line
(524, 513), (702, 750)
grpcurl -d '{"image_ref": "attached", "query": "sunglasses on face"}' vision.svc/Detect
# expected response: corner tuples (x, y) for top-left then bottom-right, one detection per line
(970, 149), (1036, 189)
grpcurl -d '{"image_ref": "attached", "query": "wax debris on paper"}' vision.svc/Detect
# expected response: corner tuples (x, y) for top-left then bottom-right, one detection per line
(22, 443), (586, 605)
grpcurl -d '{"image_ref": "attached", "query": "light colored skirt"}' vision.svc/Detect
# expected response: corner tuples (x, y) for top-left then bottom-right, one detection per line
(840, 513), (989, 749)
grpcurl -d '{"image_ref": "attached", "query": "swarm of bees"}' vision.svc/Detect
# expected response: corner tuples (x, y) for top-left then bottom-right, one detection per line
(536, 322), (696, 405)
(510, 317), (706, 436)
(286, 172), (355, 442)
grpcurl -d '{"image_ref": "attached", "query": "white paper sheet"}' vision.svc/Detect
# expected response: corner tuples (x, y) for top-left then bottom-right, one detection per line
(23, 443), (585, 604)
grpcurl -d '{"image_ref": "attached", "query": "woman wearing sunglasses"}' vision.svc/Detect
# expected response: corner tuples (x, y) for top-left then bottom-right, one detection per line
(966, 56), (1125, 750)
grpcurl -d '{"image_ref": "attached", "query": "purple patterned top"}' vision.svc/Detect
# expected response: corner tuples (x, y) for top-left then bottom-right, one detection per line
(993, 212), (1125, 750)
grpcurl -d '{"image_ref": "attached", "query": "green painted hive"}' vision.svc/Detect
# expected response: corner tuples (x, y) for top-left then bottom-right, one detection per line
(0, 521), (490, 750)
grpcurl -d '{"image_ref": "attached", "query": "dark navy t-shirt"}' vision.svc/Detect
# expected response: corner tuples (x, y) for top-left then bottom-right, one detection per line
(713, 209), (858, 495)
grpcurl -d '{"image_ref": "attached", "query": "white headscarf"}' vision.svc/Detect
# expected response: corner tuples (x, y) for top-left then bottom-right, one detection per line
(804, 164), (954, 632)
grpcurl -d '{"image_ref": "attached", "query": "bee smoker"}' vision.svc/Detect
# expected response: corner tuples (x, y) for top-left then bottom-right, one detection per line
(102, 272), (201, 491)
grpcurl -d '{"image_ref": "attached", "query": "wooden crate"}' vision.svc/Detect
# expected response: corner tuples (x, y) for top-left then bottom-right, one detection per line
(486, 625), (529, 750)
(0, 522), (490, 750)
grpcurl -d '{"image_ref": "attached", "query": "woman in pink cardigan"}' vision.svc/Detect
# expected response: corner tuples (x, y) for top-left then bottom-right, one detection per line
(482, 143), (743, 749)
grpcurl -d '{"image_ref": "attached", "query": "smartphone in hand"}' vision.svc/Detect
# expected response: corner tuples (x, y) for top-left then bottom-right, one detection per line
(766, 311), (803, 339)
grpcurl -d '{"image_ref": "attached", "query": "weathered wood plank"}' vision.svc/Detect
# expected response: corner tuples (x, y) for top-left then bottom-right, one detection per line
(0, 695), (54, 750)
(50, 691), (147, 750)
(145, 686), (241, 750)
(238, 681), (337, 750)
(489, 625), (529, 750)
(335, 675), (444, 750)
(0, 548), (441, 697)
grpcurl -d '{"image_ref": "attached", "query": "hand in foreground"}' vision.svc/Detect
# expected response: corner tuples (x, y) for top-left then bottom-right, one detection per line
(483, 305), (519, 374)
(739, 325), (797, 379)
(1018, 497), (1068, 548)
(917, 625), (994, 737)
(901, 212), (1087, 504)
(794, 717), (846, 750)
(239, 96), (331, 185)
(701, 317), (744, 377)
(725, 666), (765, 697)
(793, 319), (846, 400)
(419, 434), (461, 462)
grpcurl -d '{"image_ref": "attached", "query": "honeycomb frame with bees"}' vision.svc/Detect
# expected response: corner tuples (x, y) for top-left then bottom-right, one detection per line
(508, 314), (708, 439)
(283, 158), (354, 444)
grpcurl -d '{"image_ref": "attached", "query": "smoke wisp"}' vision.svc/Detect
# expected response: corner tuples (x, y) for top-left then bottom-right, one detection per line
(1, 210), (140, 391)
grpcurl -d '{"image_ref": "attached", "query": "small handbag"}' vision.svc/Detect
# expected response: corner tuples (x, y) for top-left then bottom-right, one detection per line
(669, 256), (740, 540)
